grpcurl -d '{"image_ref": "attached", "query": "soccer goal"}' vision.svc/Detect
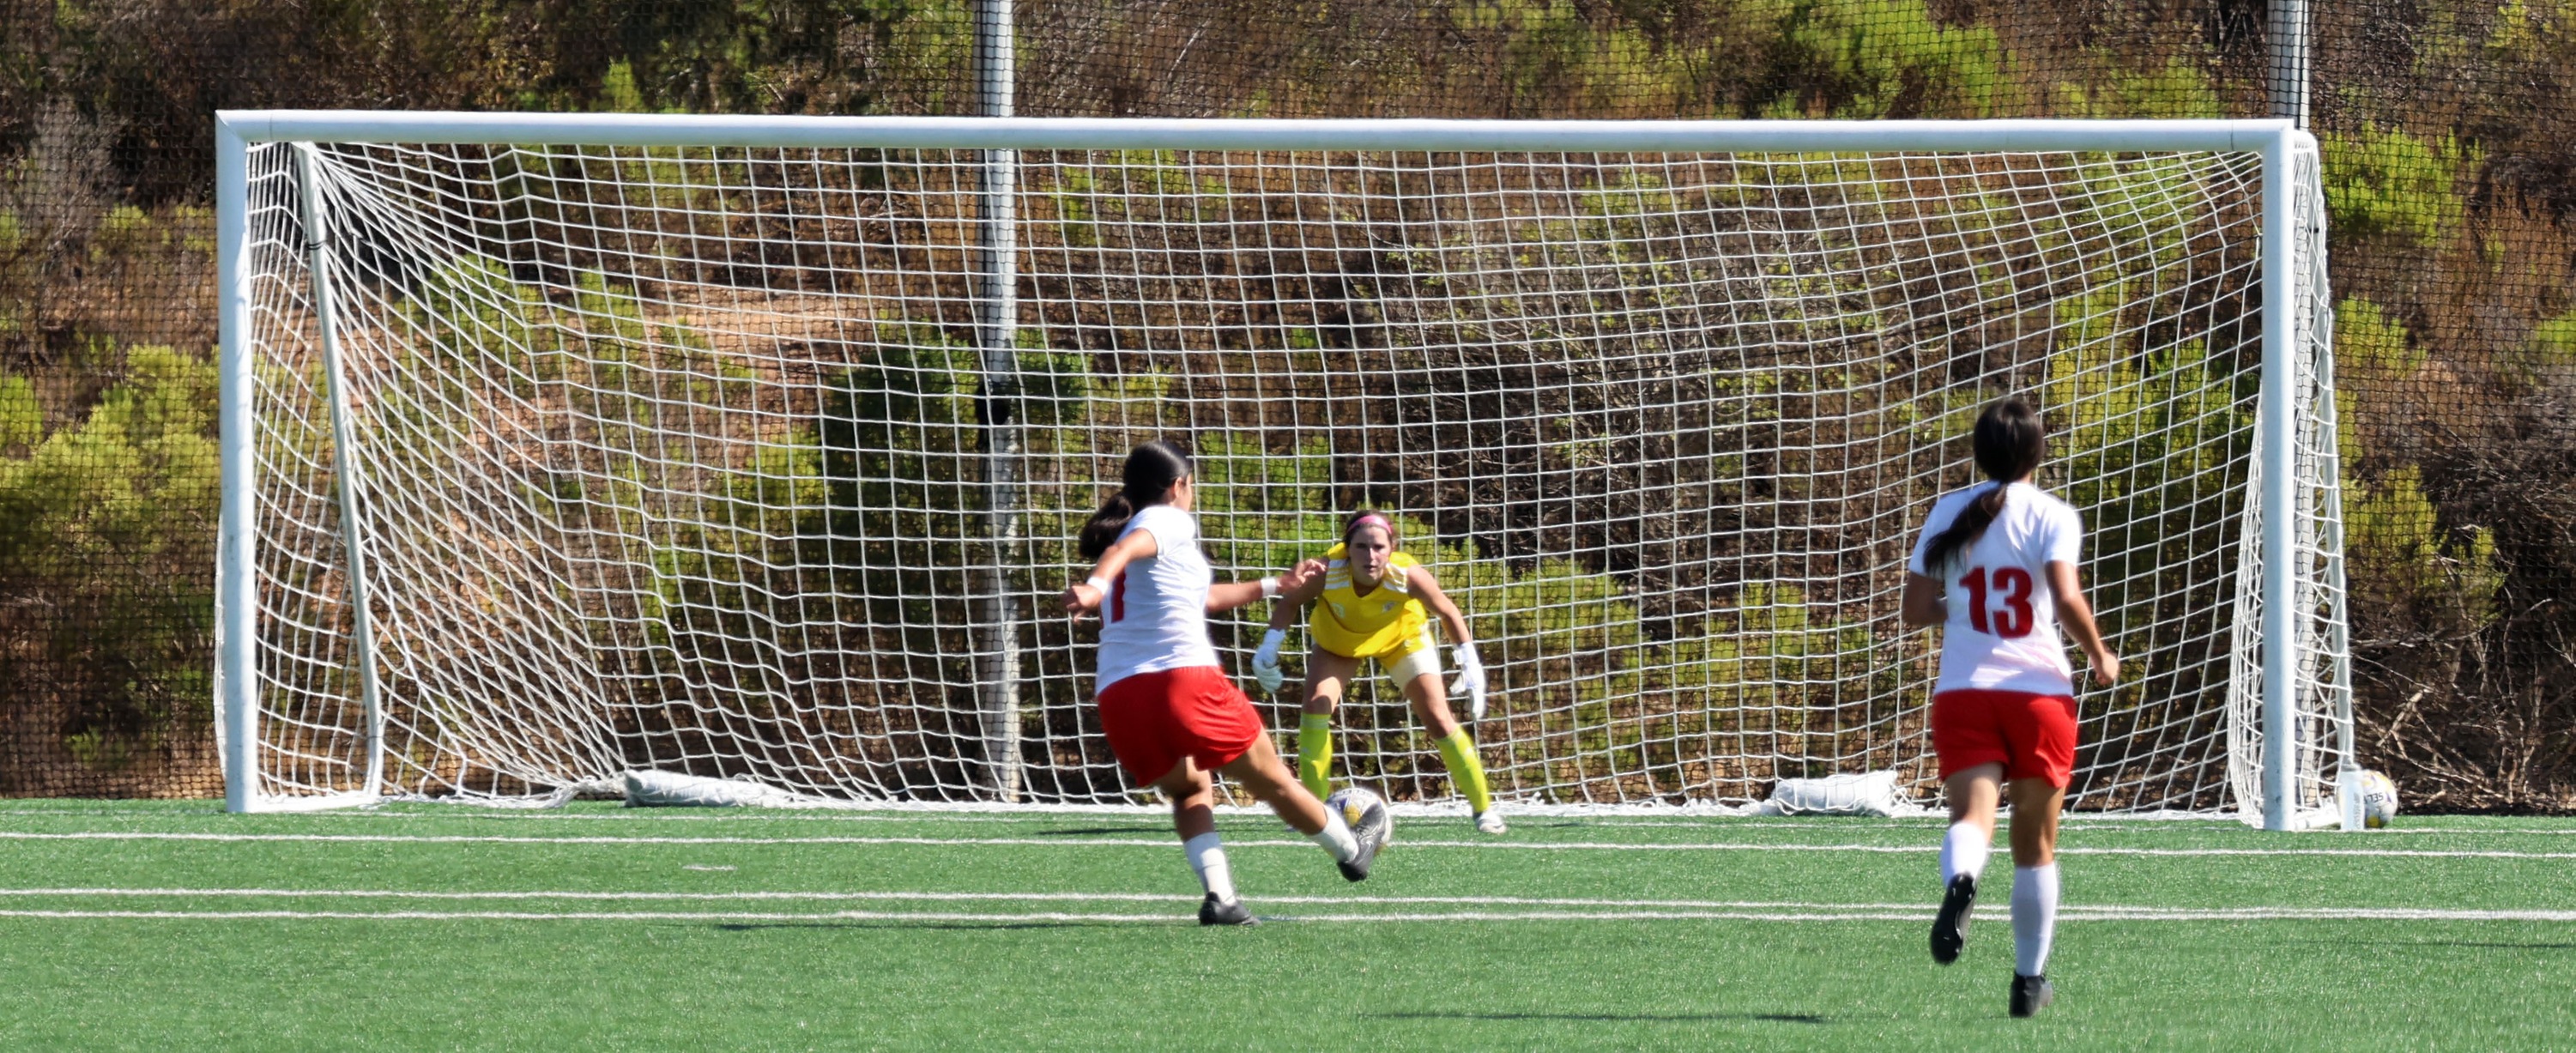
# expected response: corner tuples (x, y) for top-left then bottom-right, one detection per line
(214, 112), (2349, 828)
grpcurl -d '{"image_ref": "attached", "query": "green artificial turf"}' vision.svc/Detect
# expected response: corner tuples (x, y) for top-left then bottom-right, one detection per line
(0, 801), (2570, 1050)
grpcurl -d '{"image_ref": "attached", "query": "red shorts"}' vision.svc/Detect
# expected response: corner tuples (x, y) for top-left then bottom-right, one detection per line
(1931, 689), (2080, 788)
(1095, 666), (1266, 784)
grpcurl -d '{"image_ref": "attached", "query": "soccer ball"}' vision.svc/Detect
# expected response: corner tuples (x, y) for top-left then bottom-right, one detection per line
(1326, 786), (1393, 847)
(2358, 769), (2400, 828)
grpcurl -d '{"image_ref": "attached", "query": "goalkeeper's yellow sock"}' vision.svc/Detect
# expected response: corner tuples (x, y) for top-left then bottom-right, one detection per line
(1436, 729), (1493, 815)
(1298, 714), (1334, 800)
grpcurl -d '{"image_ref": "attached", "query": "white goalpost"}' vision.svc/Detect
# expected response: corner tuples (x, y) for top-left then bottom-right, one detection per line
(213, 112), (2349, 828)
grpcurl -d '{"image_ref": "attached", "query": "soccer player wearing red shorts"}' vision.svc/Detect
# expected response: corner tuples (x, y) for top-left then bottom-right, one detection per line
(1063, 440), (1383, 928)
(1901, 399), (2119, 1018)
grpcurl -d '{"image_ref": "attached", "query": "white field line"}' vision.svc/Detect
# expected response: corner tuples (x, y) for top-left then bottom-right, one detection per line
(8, 829), (2576, 860)
(10, 888), (2573, 923)
(1, 905), (2573, 923)
(0, 887), (1915, 909)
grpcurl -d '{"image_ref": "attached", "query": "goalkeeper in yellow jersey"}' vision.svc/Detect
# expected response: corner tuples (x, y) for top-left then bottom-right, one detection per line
(1252, 510), (1503, 834)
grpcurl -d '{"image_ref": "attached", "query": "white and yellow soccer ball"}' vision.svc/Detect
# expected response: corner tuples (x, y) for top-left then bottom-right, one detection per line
(1325, 786), (1392, 846)
(2359, 769), (2401, 828)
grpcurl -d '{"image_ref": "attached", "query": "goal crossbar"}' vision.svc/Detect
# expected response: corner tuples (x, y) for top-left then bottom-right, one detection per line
(220, 111), (2295, 154)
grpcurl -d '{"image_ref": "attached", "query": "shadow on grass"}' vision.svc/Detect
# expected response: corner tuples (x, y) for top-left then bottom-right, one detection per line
(709, 921), (1152, 932)
(1366, 1011), (1827, 1025)
(2285, 938), (2576, 951)
(1026, 826), (1170, 836)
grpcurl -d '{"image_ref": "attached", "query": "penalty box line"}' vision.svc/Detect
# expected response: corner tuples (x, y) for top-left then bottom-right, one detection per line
(6, 830), (2576, 860)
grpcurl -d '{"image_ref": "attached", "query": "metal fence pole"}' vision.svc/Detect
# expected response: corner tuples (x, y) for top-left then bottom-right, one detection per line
(2270, 0), (2311, 126)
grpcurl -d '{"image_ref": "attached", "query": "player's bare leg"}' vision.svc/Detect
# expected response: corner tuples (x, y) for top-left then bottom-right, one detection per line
(1155, 759), (1255, 925)
(1932, 763), (2002, 965)
(1217, 732), (1378, 881)
(1401, 672), (1502, 833)
(2006, 776), (2065, 1017)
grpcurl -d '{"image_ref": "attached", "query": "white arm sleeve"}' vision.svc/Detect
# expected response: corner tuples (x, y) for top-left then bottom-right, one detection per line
(1907, 493), (1961, 577)
(1130, 505), (1195, 555)
(2041, 503), (2083, 566)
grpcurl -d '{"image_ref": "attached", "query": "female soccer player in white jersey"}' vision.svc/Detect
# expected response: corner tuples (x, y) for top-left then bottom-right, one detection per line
(1248, 510), (1503, 833)
(1900, 399), (2119, 1018)
(1063, 440), (1387, 927)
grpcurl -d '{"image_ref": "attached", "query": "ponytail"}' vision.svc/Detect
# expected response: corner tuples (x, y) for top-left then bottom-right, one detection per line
(1923, 398), (2047, 572)
(1077, 493), (1137, 560)
(1078, 439), (1194, 559)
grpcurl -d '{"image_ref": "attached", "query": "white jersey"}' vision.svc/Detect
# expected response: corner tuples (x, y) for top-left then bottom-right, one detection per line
(1907, 481), (2083, 696)
(1092, 504), (1220, 692)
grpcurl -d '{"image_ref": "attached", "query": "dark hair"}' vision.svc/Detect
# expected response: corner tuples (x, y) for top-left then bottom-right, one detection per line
(1078, 439), (1194, 559)
(1921, 398), (2047, 573)
(1341, 508), (1400, 549)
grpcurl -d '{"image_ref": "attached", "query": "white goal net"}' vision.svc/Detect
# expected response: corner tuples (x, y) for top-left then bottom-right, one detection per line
(215, 114), (2348, 825)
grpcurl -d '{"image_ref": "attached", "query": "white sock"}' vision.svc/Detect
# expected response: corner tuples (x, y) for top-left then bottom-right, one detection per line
(1940, 822), (1992, 887)
(1183, 832), (1237, 905)
(2012, 863), (2059, 977)
(1309, 809), (1360, 862)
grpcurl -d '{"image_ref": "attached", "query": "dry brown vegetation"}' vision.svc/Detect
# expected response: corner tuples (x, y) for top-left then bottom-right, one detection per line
(2, 0), (2573, 808)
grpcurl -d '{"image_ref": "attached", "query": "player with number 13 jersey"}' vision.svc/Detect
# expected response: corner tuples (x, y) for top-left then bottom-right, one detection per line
(1900, 398), (2119, 1020)
(1914, 478), (2082, 701)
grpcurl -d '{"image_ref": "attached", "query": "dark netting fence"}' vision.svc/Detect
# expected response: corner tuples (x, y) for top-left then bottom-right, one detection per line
(0, 0), (2566, 809)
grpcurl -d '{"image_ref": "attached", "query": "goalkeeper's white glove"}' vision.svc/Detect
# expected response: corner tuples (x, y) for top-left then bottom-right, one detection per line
(1450, 642), (1488, 722)
(1252, 629), (1287, 694)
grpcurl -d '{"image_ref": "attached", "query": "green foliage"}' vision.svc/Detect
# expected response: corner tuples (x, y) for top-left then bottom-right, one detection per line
(2041, 278), (2255, 702)
(0, 374), (39, 453)
(1451, 0), (1705, 115)
(1187, 431), (1346, 576)
(2054, 55), (2223, 118)
(2531, 306), (2576, 369)
(1041, 154), (1236, 244)
(388, 257), (549, 420)
(542, 0), (977, 115)
(1436, 0), (2011, 119)
(596, 60), (652, 113)
(2349, 465), (2503, 630)
(2074, 153), (2213, 272)
(1010, 346), (1090, 428)
(0, 347), (218, 771)
(2323, 125), (2477, 248)
(1754, 0), (2006, 118)
(2334, 297), (2421, 463)
(2339, 297), (2424, 378)
(90, 206), (148, 257)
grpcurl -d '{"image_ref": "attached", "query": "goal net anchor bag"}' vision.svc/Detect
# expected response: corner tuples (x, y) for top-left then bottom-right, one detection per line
(622, 769), (844, 809)
(1758, 770), (1911, 817)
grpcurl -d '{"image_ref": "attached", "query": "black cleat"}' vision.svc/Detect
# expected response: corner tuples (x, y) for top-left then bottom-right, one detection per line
(1336, 846), (1375, 881)
(2010, 973), (2054, 1018)
(1930, 874), (1977, 965)
(1336, 799), (1391, 882)
(1197, 893), (1258, 926)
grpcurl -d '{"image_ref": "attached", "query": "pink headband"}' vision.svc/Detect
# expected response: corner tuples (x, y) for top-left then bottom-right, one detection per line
(1345, 513), (1394, 541)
